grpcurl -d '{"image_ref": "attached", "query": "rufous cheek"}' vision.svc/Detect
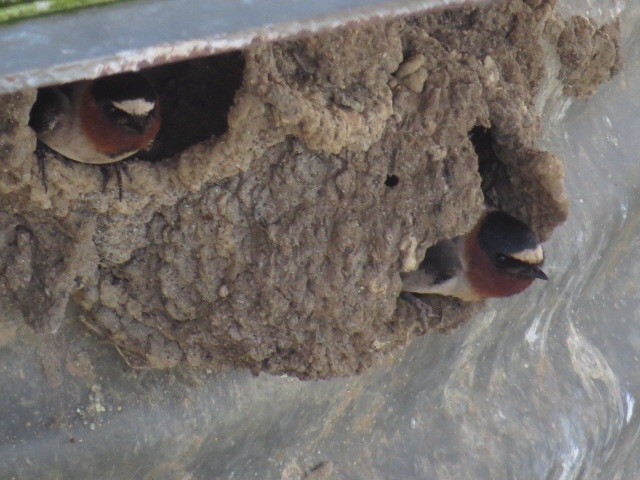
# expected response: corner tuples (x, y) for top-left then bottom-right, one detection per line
(79, 89), (159, 157)
(464, 229), (534, 299)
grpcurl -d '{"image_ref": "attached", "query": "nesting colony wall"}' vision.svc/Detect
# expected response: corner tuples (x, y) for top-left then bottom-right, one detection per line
(0, 0), (620, 379)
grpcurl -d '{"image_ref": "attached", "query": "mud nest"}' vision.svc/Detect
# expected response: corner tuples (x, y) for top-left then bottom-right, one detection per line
(0, 0), (621, 379)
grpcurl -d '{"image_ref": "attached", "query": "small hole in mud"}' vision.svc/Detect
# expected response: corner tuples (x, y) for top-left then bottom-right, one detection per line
(385, 175), (399, 187)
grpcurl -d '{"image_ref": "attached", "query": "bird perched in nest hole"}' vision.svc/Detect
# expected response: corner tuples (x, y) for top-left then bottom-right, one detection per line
(401, 210), (548, 301)
(29, 72), (161, 197)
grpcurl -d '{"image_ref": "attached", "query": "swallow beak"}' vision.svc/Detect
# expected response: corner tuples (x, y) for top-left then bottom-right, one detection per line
(116, 112), (152, 134)
(534, 267), (549, 280)
(127, 115), (149, 134)
(529, 265), (548, 281)
(508, 263), (548, 281)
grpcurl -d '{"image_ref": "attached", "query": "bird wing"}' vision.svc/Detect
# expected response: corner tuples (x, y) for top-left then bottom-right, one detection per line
(29, 86), (72, 134)
(400, 237), (462, 293)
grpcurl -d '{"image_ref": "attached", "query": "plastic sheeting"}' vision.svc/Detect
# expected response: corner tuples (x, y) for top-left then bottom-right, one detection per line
(2, 0), (640, 478)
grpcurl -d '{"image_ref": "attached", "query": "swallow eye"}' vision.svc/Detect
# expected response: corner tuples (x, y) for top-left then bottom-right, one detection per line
(495, 254), (508, 265)
(105, 104), (119, 116)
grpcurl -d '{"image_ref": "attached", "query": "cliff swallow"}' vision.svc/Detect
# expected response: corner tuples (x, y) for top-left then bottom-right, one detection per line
(29, 72), (161, 197)
(401, 211), (548, 300)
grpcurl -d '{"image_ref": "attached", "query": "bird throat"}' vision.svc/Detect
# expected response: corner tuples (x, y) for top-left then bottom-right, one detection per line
(464, 226), (534, 298)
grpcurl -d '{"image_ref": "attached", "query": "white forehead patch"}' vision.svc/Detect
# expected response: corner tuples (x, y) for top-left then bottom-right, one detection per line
(112, 99), (155, 116)
(511, 245), (544, 264)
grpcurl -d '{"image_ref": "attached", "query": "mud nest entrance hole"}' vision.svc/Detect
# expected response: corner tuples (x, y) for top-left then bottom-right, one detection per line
(28, 51), (245, 163)
(139, 51), (245, 160)
(469, 125), (506, 206)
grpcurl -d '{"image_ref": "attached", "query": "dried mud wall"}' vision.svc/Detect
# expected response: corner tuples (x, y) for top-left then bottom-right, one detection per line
(0, 0), (620, 379)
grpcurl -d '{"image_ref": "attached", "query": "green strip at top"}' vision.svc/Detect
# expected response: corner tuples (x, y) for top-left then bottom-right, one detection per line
(0, 0), (126, 24)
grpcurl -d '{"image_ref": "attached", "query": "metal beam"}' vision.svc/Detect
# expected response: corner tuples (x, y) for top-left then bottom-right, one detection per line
(0, 0), (482, 94)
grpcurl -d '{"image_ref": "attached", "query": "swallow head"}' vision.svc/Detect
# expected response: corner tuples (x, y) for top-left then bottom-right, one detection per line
(477, 210), (547, 278)
(92, 72), (160, 136)
(463, 210), (547, 299)
(76, 72), (161, 161)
